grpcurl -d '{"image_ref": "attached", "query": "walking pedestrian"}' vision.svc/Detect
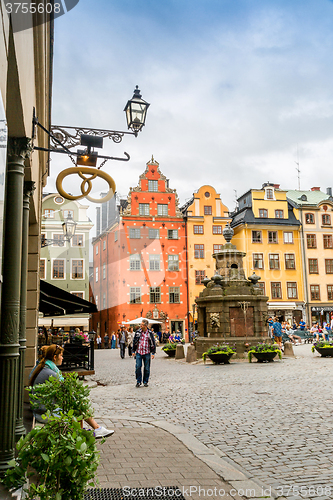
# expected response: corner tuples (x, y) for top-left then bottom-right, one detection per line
(96, 334), (102, 349)
(127, 327), (134, 356)
(272, 317), (283, 349)
(132, 319), (156, 388)
(111, 332), (116, 349)
(119, 325), (128, 359)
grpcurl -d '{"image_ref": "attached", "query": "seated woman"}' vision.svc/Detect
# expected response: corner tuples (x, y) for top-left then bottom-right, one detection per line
(29, 344), (114, 438)
(285, 325), (302, 345)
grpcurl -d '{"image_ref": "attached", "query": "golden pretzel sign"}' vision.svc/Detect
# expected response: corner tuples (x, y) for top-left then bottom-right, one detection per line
(56, 167), (116, 203)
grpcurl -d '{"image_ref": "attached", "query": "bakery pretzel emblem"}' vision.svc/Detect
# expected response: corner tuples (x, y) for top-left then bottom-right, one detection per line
(56, 166), (116, 204)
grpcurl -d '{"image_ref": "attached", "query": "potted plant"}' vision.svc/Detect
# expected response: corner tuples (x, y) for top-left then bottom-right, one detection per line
(1, 373), (100, 500)
(162, 342), (177, 357)
(248, 343), (282, 363)
(312, 340), (333, 357)
(202, 344), (236, 364)
(71, 330), (89, 344)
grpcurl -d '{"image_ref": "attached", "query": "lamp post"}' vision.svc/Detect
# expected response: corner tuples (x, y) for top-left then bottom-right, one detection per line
(41, 213), (77, 247)
(33, 87), (150, 204)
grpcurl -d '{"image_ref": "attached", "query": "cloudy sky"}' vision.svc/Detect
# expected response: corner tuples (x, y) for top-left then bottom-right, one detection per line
(46, 0), (333, 222)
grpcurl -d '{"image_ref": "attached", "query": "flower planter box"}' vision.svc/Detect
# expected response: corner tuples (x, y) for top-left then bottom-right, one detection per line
(208, 352), (234, 364)
(163, 349), (176, 357)
(315, 346), (333, 357)
(252, 351), (277, 363)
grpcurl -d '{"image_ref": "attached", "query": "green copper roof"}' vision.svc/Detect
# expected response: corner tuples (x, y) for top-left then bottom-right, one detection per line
(287, 189), (331, 207)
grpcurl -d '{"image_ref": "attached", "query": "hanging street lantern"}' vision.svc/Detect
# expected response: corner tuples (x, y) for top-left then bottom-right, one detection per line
(62, 213), (77, 242)
(124, 86), (150, 136)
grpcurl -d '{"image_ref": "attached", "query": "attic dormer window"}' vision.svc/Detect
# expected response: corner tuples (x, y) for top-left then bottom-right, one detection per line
(265, 188), (274, 200)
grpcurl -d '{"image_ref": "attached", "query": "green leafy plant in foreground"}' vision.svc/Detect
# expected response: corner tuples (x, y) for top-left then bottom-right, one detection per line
(2, 411), (99, 500)
(248, 343), (282, 363)
(2, 373), (99, 500)
(202, 344), (236, 363)
(29, 372), (93, 419)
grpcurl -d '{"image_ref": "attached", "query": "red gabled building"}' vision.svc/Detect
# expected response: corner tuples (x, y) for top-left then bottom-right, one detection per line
(91, 157), (188, 339)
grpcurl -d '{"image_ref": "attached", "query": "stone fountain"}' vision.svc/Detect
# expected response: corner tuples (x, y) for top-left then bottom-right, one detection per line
(195, 223), (269, 358)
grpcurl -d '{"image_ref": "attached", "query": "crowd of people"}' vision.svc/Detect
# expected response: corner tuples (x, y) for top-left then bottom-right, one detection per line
(96, 326), (183, 355)
(268, 316), (332, 348)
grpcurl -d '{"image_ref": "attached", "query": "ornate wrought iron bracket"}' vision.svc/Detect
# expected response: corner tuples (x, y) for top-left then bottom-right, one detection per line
(50, 125), (136, 149)
(31, 109), (131, 162)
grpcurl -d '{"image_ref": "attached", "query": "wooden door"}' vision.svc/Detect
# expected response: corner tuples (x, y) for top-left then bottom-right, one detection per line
(229, 307), (254, 337)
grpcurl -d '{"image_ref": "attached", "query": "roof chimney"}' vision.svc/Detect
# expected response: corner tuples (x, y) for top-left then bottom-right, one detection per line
(311, 187), (320, 191)
(273, 184), (280, 189)
(327, 187), (332, 196)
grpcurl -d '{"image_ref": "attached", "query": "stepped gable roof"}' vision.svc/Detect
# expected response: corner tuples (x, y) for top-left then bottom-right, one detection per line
(121, 156), (182, 217)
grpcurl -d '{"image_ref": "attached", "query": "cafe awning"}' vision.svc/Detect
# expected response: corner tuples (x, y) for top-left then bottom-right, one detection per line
(39, 280), (97, 317)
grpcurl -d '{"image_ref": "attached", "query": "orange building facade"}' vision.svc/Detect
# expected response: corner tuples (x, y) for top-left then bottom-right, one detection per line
(91, 158), (188, 339)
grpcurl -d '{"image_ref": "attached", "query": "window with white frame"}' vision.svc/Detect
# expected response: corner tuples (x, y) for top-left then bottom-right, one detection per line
(148, 180), (158, 192)
(52, 234), (64, 246)
(63, 209), (74, 219)
(52, 259), (65, 279)
(265, 188), (274, 200)
(139, 203), (150, 216)
(72, 291), (84, 299)
(129, 228), (141, 239)
(268, 231), (278, 243)
(212, 225), (222, 234)
(43, 209), (55, 218)
(149, 228), (160, 239)
(103, 263), (106, 279)
(130, 287), (141, 303)
(102, 293), (106, 309)
(169, 287), (180, 303)
(168, 254), (179, 271)
(285, 254), (295, 269)
(253, 253), (264, 269)
(252, 231), (262, 243)
(130, 254), (141, 270)
(95, 267), (98, 282)
(95, 245), (98, 255)
(72, 259), (83, 279)
(167, 229), (178, 239)
(287, 282), (298, 299)
(283, 232), (293, 244)
(149, 287), (161, 303)
(103, 240), (106, 250)
(149, 254), (160, 271)
(114, 231), (118, 242)
(72, 234), (83, 247)
(269, 254), (280, 270)
(157, 204), (168, 216)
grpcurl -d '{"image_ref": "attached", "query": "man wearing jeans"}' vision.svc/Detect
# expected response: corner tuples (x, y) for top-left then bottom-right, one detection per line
(132, 319), (156, 387)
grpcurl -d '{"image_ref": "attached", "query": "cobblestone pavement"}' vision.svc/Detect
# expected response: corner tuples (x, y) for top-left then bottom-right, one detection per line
(89, 345), (333, 499)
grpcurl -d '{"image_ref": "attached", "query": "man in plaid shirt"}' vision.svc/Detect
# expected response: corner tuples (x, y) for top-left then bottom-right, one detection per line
(132, 319), (156, 387)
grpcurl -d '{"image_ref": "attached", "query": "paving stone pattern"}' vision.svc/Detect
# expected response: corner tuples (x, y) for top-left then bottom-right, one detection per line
(95, 426), (246, 500)
(90, 345), (333, 499)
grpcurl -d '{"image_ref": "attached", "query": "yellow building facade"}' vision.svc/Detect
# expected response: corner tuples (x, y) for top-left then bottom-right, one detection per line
(181, 185), (230, 332)
(231, 183), (305, 324)
(287, 188), (333, 326)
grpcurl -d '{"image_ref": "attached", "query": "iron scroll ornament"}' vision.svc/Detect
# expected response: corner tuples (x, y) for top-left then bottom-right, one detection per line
(56, 166), (116, 203)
